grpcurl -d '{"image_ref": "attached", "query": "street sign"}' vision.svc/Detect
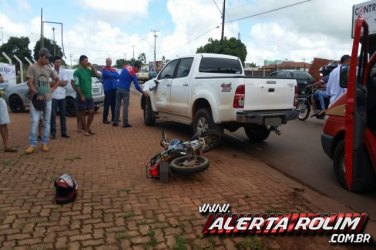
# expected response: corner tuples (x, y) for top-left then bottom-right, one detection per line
(352, 0), (376, 37)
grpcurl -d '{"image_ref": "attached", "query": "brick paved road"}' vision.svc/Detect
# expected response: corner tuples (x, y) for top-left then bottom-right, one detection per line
(0, 93), (375, 249)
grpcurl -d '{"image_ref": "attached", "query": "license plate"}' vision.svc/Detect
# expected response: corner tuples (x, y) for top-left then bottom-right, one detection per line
(265, 117), (281, 126)
(92, 88), (100, 94)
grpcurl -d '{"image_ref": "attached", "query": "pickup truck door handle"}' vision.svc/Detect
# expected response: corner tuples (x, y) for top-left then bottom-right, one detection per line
(166, 83), (172, 87)
(183, 83), (189, 86)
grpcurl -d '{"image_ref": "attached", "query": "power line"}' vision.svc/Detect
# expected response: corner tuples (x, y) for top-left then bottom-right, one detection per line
(212, 0), (222, 14)
(226, 0), (311, 23)
(187, 25), (220, 44)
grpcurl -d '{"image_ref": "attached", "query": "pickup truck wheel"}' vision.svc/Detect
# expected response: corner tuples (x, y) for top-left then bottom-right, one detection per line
(298, 101), (310, 121)
(244, 125), (270, 142)
(9, 95), (25, 113)
(333, 140), (376, 193)
(65, 98), (77, 117)
(144, 98), (156, 126)
(193, 109), (223, 149)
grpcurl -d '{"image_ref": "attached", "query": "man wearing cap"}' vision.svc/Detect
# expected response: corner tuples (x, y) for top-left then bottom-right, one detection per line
(0, 73), (17, 153)
(25, 48), (59, 154)
(113, 61), (148, 128)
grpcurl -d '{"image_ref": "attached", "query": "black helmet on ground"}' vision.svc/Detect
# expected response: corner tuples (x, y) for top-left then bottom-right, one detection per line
(54, 173), (78, 204)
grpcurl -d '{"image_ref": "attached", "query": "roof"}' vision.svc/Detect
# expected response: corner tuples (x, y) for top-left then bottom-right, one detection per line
(261, 61), (311, 70)
(308, 58), (334, 81)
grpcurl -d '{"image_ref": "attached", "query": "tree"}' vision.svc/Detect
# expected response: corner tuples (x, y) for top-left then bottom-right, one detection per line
(33, 38), (64, 61)
(0, 36), (32, 63)
(249, 62), (257, 67)
(116, 58), (136, 68)
(197, 37), (247, 64)
(137, 53), (146, 64)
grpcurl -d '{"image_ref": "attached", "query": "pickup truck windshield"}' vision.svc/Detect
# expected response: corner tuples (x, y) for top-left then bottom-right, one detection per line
(199, 58), (242, 74)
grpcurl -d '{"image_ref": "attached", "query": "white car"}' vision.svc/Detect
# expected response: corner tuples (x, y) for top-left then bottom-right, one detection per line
(3, 69), (104, 116)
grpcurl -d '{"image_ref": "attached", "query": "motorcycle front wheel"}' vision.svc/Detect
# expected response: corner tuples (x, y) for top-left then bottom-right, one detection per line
(298, 101), (311, 121)
(170, 155), (209, 176)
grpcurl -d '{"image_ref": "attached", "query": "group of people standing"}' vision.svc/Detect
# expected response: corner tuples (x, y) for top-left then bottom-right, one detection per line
(101, 58), (148, 127)
(0, 47), (148, 154)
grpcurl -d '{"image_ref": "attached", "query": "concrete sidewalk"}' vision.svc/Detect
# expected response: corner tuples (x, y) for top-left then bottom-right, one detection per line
(0, 92), (374, 249)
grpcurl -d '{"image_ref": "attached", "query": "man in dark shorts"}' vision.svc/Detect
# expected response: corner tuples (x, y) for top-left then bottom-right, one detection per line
(72, 55), (99, 136)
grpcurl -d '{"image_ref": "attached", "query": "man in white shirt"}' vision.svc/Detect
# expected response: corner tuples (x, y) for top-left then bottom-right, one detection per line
(50, 56), (70, 139)
(326, 55), (351, 106)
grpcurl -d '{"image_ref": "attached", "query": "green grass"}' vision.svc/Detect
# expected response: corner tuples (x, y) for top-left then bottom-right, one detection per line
(173, 235), (187, 250)
(119, 187), (133, 194)
(137, 220), (148, 226)
(17, 218), (48, 229)
(1, 160), (13, 167)
(178, 223), (186, 231)
(235, 237), (263, 250)
(145, 230), (158, 248)
(123, 212), (135, 219)
(63, 156), (82, 162)
(115, 230), (130, 240)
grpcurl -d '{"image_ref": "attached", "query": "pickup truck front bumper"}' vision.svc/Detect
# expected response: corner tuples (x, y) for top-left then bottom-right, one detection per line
(236, 109), (299, 126)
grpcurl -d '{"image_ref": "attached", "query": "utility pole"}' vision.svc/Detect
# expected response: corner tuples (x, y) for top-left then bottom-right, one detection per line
(40, 8), (44, 48)
(0, 27), (3, 45)
(151, 29), (158, 66)
(124, 53), (127, 61)
(221, 0), (226, 41)
(131, 45), (135, 60)
(52, 27), (56, 57)
(69, 53), (72, 67)
(238, 32), (240, 40)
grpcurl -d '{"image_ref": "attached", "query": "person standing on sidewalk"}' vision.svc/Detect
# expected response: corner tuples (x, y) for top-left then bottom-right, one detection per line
(101, 58), (119, 124)
(0, 73), (17, 153)
(113, 61), (148, 128)
(25, 48), (59, 154)
(73, 55), (99, 136)
(50, 56), (70, 139)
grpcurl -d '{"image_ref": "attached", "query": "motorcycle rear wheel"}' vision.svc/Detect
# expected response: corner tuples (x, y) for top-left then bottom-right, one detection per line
(298, 102), (311, 121)
(170, 155), (209, 175)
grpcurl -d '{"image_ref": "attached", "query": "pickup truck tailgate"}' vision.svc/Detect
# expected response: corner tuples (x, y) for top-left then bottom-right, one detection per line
(243, 78), (296, 111)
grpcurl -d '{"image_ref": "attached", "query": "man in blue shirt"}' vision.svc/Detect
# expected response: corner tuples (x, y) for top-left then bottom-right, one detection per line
(113, 61), (148, 128)
(102, 58), (119, 124)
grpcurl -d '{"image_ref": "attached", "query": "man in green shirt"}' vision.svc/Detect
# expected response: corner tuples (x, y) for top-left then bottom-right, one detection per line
(73, 55), (99, 136)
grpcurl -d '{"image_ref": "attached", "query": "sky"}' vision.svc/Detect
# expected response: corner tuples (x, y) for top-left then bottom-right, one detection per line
(0, 0), (368, 66)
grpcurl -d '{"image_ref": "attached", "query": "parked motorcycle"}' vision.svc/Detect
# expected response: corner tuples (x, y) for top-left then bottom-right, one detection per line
(298, 86), (330, 121)
(146, 130), (219, 180)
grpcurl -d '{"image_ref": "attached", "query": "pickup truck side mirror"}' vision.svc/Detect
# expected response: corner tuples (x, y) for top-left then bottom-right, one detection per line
(149, 80), (160, 91)
(340, 65), (349, 88)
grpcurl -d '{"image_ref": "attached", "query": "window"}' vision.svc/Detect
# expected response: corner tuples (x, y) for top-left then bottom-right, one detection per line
(176, 58), (194, 78)
(293, 71), (311, 80)
(159, 60), (178, 79)
(199, 57), (242, 74)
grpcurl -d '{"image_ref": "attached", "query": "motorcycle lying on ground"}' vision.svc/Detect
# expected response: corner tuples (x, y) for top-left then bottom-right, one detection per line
(298, 86), (330, 121)
(146, 130), (220, 181)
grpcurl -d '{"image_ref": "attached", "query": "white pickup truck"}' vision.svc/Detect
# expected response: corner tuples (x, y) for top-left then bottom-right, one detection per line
(141, 53), (299, 147)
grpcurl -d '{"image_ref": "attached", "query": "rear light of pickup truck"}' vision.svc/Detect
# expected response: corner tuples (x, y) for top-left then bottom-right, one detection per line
(233, 85), (245, 108)
(294, 85), (298, 108)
